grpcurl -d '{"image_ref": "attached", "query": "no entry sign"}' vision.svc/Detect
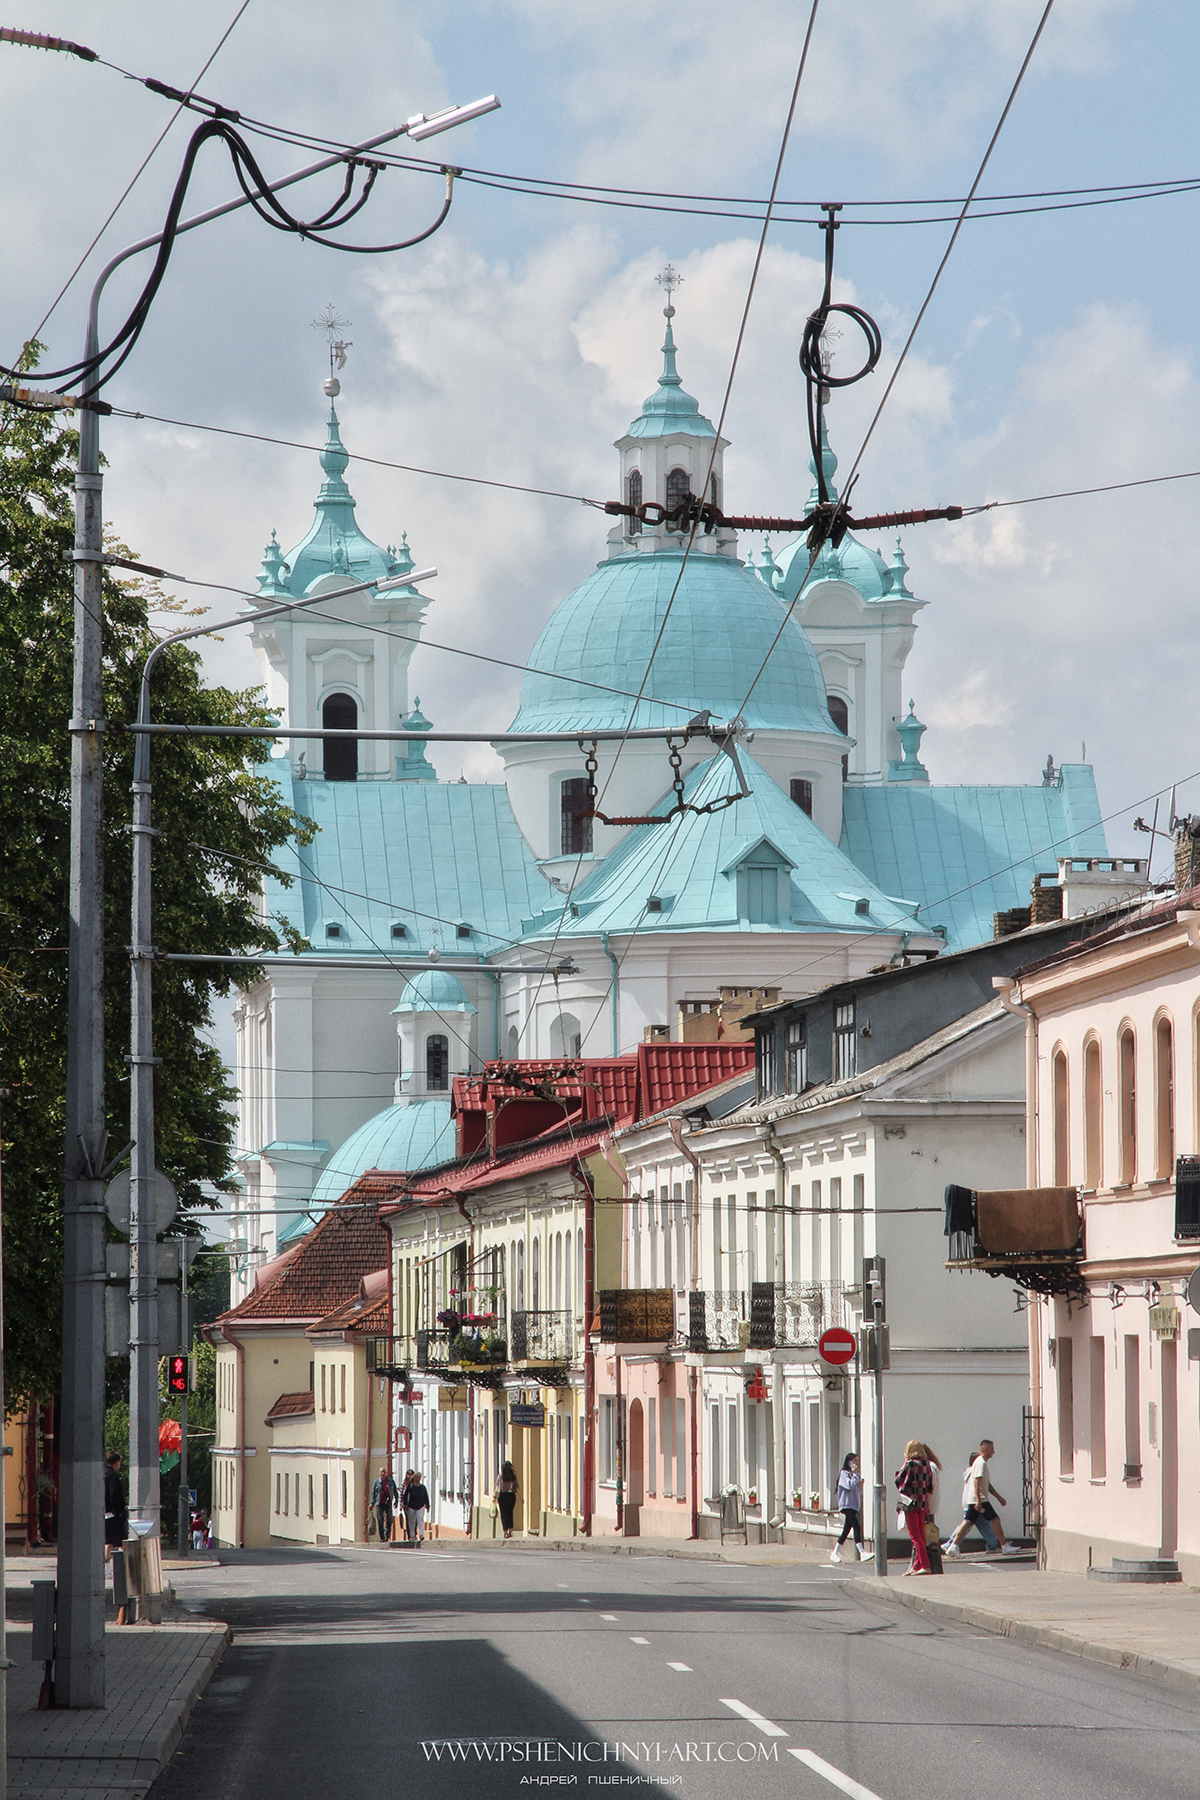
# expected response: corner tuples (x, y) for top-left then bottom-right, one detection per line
(819, 1327), (856, 1366)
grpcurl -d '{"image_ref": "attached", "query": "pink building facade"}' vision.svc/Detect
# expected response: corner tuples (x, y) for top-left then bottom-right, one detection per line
(1017, 898), (1200, 1578)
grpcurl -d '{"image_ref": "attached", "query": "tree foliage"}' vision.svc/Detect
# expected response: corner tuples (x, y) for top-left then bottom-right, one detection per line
(0, 390), (309, 1402)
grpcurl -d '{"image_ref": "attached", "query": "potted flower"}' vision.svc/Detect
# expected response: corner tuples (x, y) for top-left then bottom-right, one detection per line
(436, 1308), (461, 1332)
(746, 1487), (758, 1506)
(792, 1490), (804, 1509)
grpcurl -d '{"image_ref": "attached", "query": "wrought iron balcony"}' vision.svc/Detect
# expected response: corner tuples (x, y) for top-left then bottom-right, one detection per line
(415, 1327), (456, 1372)
(944, 1185), (1085, 1301)
(687, 1290), (745, 1353)
(510, 1309), (573, 1365)
(749, 1280), (848, 1349)
(597, 1288), (676, 1344)
(365, 1335), (410, 1379)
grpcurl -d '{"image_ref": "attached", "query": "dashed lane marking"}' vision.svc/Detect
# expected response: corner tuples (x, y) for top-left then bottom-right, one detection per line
(667, 1662), (692, 1672)
(719, 1698), (788, 1737)
(630, 1637), (650, 1645)
(787, 1747), (884, 1799)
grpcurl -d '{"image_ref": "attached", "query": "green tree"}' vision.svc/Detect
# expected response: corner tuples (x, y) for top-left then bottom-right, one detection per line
(0, 382), (310, 1403)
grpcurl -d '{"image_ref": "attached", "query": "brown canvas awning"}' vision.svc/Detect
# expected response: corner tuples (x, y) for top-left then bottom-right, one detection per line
(975, 1187), (1082, 1255)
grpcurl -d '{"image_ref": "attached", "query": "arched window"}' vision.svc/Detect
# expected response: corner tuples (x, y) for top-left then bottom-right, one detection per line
(1155, 1015), (1175, 1178)
(322, 692), (358, 781)
(561, 778), (593, 855)
(577, 1226), (584, 1317)
(507, 1023), (519, 1058)
(790, 778), (813, 817)
(828, 694), (850, 783)
(709, 472), (719, 508)
(1052, 1049), (1069, 1186)
(555, 1231), (563, 1310)
(1119, 1027), (1136, 1183)
(516, 1239), (525, 1311)
(1083, 1038), (1102, 1190)
(532, 1236), (540, 1310)
(627, 468), (642, 520)
(426, 1033), (449, 1092)
(550, 1012), (582, 1058)
(665, 466), (691, 518)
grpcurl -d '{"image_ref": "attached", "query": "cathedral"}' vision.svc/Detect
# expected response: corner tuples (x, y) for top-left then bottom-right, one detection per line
(230, 300), (1109, 1293)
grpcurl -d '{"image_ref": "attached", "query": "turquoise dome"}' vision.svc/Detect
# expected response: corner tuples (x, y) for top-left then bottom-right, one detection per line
(391, 969), (476, 1014)
(508, 550), (842, 735)
(311, 1099), (454, 1202)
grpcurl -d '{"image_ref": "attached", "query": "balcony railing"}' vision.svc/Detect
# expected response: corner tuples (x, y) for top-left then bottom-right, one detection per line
(510, 1309), (573, 1365)
(688, 1290), (745, 1353)
(750, 1280), (847, 1349)
(944, 1185), (1085, 1300)
(415, 1325), (508, 1376)
(365, 1335), (410, 1378)
(597, 1288), (676, 1344)
(415, 1327), (455, 1373)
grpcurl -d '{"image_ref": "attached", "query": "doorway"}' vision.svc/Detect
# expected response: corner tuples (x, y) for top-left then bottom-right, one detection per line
(1161, 1340), (1178, 1557)
(628, 1400), (645, 1506)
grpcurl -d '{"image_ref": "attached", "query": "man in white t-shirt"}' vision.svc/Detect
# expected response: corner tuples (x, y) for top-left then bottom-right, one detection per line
(943, 1438), (1019, 1555)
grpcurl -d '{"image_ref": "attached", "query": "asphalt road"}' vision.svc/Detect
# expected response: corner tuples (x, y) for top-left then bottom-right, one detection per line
(152, 1545), (1200, 1800)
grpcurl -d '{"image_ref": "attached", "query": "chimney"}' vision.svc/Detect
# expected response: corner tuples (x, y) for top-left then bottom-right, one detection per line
(1030, 873), (1063, 925)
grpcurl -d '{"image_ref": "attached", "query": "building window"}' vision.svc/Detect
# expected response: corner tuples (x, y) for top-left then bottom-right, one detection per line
(785, 1019), (807, 1093)
(560, 777), (594, 855)
(295, 1472), (300, 1515)
(320, 1365), (327, 1413)
(828, 694), (850, 782)
(647, 1397), (657, 1496)
(1057, 1336), (1074, 1476)
(1090, 1336), (1106, 1480)
(426, 1033), (449, 1091)
(322, 691), (358, 782)
(665, 466), (691, 518)
(308, 1474), (315, 1519)
(710, 1404), (722, 1497)
(1119, 1027), (1136, 1183)
(341, 1469), (348, 1517)
(276, 1473), (281, 1514)
(834, 1002), (856, 1081)
(1155, 1016), (1174, 1178)
(756, 1029), (777, 1099)
(709, 472), (719, 509)
(283, 1472), (289, 1516)
(599, 1395), (617, 1482)
(1052, 1050), (1069, 1186)
(790, 778), (813, 816)
(322, 1473), (329, 1519)
(745, 866), (779, 924)
(550, 1012), (582, 1058)
(1083, 1038), (1102, 1190)
(627, 468), (642, 519)
(340, 1365), (346, 1412)
(532, 1235), (540, 1310)
(1123, 1335), (1141, 1480)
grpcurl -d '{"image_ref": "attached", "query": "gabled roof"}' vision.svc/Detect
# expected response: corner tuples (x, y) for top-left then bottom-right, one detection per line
(309, 1269), (390, 1338)
(265, 1390), (315, 1424)
(522, 751), (924, 941)
(840, 764), (1108, 952)
(215, 1195), (392, 1326)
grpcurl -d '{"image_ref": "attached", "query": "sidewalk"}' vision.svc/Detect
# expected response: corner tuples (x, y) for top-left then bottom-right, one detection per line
(5, 1618), (229, 1800)
(464, 1532), (1200, 1693)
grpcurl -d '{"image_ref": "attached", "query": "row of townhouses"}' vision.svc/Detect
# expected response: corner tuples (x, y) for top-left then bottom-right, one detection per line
(210, 856), (1200, 1581)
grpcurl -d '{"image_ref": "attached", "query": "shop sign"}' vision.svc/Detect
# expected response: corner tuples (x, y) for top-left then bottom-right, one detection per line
(438, 1386), (469, 1411)
(510, 1402), (546, 1428)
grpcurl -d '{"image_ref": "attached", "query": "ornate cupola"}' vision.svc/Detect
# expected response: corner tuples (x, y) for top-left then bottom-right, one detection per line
(610, 266), (737, 560)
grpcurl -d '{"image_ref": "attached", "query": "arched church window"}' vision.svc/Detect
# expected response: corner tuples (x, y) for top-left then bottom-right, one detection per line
(627, 469), (642, 522)
(790, 778), (813, 817)
(561, 778), (593, 856)
(426, 1033), (449, 1091)
(665, 467), (691, 519)
(551, 1013), (583, 1059)
(322, 692), (358, 781)
(709, 472), (719, 509)
(827, 694), (850, 783)
(507, 1024), (519, 1058)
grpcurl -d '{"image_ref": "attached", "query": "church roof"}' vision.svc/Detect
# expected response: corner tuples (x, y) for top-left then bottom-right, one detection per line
(508, 550), (843, 735)
(620, 312), (718, 441)
(391, 968), (476, 1013)
(840, 764), (1108, 951)
(266, 775), (553, 956)
(310, 1098), (455, 1205)
(520, 750), (922, 941)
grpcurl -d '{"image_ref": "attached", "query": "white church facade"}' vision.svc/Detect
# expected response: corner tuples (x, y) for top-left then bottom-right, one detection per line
(230, 304), (1110, 1295)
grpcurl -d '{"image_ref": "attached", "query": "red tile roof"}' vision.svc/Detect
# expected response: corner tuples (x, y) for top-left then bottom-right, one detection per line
(265, 1390), (314, 1424)
(636, 1042), (754, 1117)
(310, 1271), (390, 1338)
(217, 1193), (391, 1326)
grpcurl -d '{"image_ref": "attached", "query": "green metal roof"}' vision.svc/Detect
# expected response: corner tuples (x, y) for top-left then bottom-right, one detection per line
(622, 312), (717, 441)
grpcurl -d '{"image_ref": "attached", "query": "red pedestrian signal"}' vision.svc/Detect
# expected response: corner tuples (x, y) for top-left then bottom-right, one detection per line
(167, 1355), (188, 1395)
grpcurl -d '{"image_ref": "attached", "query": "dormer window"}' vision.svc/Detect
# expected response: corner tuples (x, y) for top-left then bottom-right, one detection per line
(665, 466), (691, 518)
(745, 867), (779, 925)
(391, 923), (407, 941)
(561, 777), (593, 855)
(325, 923), (343, 941)
(456, 923), (472, 940)
(627, 469), (642, 522)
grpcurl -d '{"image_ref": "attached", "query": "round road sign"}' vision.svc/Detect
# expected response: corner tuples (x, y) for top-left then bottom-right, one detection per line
(1187, 1268), (1200, 1316)
(819, 1326), (856, 1366)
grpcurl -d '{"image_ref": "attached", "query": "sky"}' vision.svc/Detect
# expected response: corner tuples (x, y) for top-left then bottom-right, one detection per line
(4, 0), (1200, 1110)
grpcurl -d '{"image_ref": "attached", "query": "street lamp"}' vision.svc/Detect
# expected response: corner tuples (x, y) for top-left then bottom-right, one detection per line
(126, 567), (437, 1555)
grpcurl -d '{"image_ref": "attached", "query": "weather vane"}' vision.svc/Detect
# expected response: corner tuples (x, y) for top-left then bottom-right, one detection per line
(312, 304), (353, 395)
(655, 263), (682, 315)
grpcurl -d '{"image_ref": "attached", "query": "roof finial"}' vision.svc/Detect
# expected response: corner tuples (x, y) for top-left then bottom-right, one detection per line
(655, 262), (683, 315)
(312, 303), (353, 398)
(654, 264), (683, 388)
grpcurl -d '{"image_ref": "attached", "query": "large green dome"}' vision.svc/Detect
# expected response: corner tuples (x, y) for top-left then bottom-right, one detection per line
(508, 549), (841, 735)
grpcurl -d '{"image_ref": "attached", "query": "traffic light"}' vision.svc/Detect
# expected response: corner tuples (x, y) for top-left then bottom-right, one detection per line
(167, 1354), (189, 1395)
(744, 1365), (769, 1403)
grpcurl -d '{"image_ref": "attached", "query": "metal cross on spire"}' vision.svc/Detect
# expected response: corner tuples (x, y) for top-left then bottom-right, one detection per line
(655, 263), (682, 315)
(312, 303), (353, 375)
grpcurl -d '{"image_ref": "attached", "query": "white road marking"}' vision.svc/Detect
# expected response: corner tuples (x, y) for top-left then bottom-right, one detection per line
(630, 1636), (650, 1645)
(787, 1747), (883, 1800)
(600, 1613), (618, 1621)
(719, 1698), (788, 1737)
(576, 1597), (591, 1604)
(667, 1661), (692, 1672)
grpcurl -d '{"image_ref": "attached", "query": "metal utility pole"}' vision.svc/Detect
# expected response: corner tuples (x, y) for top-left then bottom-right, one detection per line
(871, 1289), (886, 1578)
(177, 1256), (190, 1561)
(1, 1087), (10, 1784)
(129, 703), (159, 1539)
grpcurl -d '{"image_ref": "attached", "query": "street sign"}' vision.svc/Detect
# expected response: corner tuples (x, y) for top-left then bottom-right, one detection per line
(818, 1327), (856, 1366)
(104, 1167), (178, 1237)
(510, 1402), (545, 1428)
(1187, 1267), (1200, 1315)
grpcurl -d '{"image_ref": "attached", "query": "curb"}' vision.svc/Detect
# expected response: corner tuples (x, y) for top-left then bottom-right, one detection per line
(865, 1581), (1200, 1696)
(150, 1622), (232, 1780)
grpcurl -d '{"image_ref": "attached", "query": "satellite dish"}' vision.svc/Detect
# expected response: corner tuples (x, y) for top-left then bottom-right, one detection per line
(104, 1168), (178, 1238)
(1187, 1268), (1200, 1316)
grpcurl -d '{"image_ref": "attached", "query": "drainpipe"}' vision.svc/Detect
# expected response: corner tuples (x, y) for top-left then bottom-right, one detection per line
(992, 974), (1041, 1563)
(762, 1124), (788, 1540)
(579, 1158), (596, 1538)
(232, 1327), (247, 1550)
(1178, 909), (1200, 951)
(601, 932), (620, 1055)
(687, 1364), (700, 1541)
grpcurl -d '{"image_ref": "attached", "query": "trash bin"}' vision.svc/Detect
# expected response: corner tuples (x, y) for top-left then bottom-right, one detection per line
(720, 1487), (747, 1545)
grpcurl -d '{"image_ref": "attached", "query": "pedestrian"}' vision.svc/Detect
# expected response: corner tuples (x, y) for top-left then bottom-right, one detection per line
(494, 1460), (519, 1539)
(403, 1470), (430, 1543)
(943, 1438), (1018, 1557)
(919, 1445), (944, 1575)
(830, 1453), (863, 1563)
(371, 1465), (399, 1544)
(894, 1438), (933, 1576)
(191, 1507), (208, 1552)
(103, 1451), (127, 1562)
